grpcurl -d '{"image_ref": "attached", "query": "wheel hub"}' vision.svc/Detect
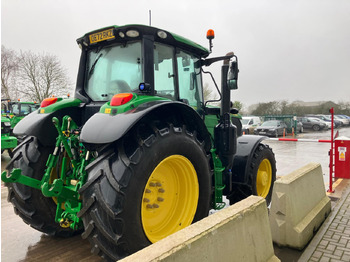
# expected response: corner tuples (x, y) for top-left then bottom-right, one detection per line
(143, 180), (165, 210)
(256, 159), (272, 198)
(259, 171), (268, 186)
(141, 155), (199, 243)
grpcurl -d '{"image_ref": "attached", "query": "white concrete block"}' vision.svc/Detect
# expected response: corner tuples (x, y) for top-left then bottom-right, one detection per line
(269, 162), (331, 249)
(121, 196), (280, 262)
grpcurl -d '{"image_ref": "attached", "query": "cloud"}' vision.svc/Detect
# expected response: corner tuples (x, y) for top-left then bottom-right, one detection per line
(2, 0), (349, 106)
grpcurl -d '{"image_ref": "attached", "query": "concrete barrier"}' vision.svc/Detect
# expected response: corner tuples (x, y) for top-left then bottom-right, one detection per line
(269, 162), (331, 249)
(121, 196), (280, 262)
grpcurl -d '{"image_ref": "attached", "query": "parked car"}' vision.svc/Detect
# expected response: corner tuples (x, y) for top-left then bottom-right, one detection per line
(298, 117), (327, 131)
(339, 115), (350, 121)
(254, 120), (288, 137)
(336, 115), (350, 126)
(241, 116), (261, 134)
(307, 114), (341, 128)
(308, 117), (331, 129)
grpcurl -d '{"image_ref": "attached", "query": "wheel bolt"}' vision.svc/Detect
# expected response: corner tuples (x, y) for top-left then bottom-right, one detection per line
(146, 204), (153, 209)
(156, 182), (162, 187)
(145, 189), (151, 193)
(153, 204), (159, 208)
(143, 198), (150, 203)
(158, 188), (165, 193)
(157, 197), (164, 202)
(149, 182), (156, 187)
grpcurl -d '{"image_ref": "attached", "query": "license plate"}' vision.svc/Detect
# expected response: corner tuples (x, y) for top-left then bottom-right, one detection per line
(89, 28), (115, 44)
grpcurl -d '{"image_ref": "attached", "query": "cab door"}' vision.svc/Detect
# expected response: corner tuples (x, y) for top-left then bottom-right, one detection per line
(176, 50), (203, 114)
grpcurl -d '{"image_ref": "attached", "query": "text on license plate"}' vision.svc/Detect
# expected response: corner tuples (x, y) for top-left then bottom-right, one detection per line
(89, 29), (115, 44)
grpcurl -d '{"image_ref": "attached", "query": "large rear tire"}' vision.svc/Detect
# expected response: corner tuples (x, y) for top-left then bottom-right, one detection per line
(79, 123), (211, 261)
(4, 136), (77, 237)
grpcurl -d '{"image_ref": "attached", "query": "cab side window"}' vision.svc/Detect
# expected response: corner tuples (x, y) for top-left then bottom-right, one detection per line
(12, 104), (19, 115)
(176, 50), (203, 109)
(20, 104), (31, 115)
(154, 43), (175, 99)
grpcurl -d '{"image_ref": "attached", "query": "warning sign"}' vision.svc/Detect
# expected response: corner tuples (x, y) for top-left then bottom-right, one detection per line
(338, 147), (347, 162)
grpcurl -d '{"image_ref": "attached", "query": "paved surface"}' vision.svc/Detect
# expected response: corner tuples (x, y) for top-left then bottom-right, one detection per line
(298, 179), (350, 262)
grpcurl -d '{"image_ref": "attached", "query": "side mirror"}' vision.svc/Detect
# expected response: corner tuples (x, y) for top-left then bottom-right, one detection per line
(227, 56), (239, 90)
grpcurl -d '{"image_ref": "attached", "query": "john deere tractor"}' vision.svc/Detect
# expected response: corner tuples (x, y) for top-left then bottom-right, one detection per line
(1, 99), (40, 129)
(2, 24), (276, 261)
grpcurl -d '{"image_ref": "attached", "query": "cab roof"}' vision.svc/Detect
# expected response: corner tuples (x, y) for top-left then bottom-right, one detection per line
(77, 24), (210, 58)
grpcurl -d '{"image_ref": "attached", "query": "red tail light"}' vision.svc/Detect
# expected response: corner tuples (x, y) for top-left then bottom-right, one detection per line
(110, 93), (133, 106)
(41, 97), (58, 108)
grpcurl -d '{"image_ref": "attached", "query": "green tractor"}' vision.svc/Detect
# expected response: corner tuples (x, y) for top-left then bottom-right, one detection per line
(1, 99), (40, 129)
(2, 25), (276, 261)
(1, 116), (17, 157)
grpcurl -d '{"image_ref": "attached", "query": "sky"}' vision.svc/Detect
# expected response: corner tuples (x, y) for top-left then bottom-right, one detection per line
(2, 0), (350, 107)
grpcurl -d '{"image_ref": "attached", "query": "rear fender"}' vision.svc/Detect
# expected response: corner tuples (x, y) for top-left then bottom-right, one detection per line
(14, 99), (83, 146)
(80, 101), (211, 152)
(231, 135), (267, 184)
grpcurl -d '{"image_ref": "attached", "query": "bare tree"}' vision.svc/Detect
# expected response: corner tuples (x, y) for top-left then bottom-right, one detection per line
(1, 45), (19, 99)
(17, 50), (71, 102)
(232, 101), (243, 112)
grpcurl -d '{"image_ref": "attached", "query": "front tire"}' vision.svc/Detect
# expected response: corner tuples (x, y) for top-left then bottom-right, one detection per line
(250, 144), (276, 204)
(79, 123), (211, 261)
(228, 143), (276, 206)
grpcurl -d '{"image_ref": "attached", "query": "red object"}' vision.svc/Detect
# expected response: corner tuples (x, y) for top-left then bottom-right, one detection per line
(206, 29), (215, 40)
(110, 93), (133, 106)
(329, 107), (335, 192)
(41, 97), (58, 108)
(269, 138), (331, 143)
(334, 137), (350, 179)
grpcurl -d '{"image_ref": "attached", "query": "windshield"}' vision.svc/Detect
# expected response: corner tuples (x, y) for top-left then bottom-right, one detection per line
(261, 121), (279, 127)
(85, 41), (142, 101)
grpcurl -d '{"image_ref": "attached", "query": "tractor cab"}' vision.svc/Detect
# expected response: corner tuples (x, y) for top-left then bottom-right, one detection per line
(76, 25), (210, 118)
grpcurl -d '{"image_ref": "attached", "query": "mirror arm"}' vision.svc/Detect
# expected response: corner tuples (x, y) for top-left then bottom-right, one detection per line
(201, 54), (234, 67)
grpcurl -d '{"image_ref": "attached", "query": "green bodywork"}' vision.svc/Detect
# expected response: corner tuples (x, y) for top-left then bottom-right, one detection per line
(39, 98), (82, 114)
(100, 94), (169, 114)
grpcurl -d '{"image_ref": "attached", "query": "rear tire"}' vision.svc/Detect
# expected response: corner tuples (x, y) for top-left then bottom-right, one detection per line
(79, 123), (211, 261)
(5, 136), (77, 237)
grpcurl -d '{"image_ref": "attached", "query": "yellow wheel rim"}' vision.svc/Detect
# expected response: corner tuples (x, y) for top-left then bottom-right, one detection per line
(141, 155), (199, 243)
(256, 159), (272, 198)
